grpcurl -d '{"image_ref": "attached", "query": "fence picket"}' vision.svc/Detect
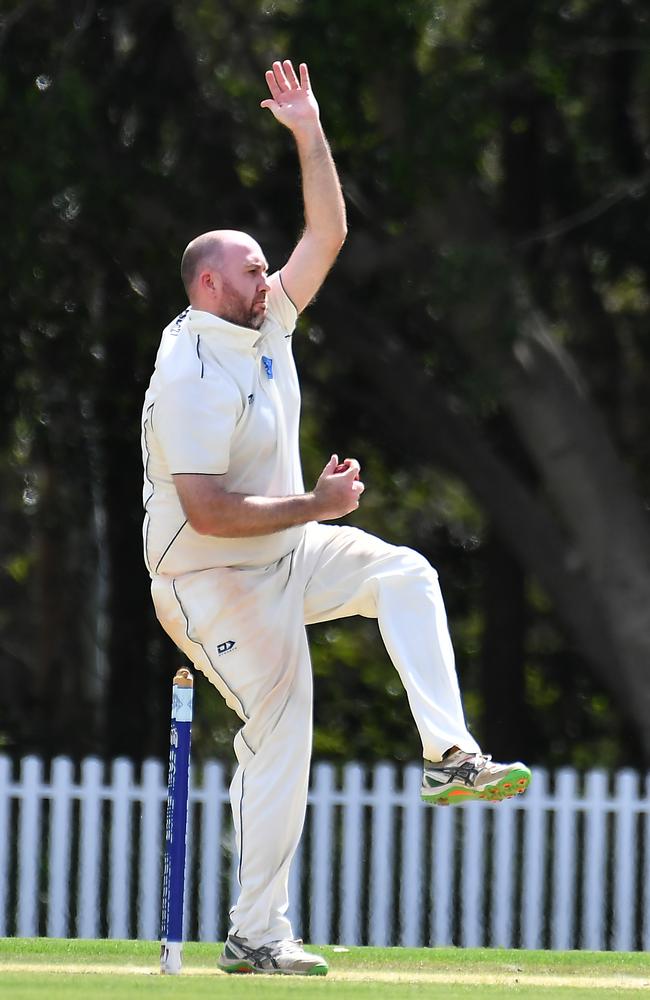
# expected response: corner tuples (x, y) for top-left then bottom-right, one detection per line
(198, 762), (224, 942)
(108, 759), (132, 938)
(612, 770), (637, 952)
(551, 768), (577, 951)
(491, 797), (516, 947)
(369, 764), (395, 946)
(430, 805), (454, 945)
(18, 756), (42, 937)
(0, 757), (11, 936)
(311, 764), (335, 945)
(48, 757), (74, 938)
(583, 770), (607, 950)
(399, 765), (424, 946)
(78, 758), (103, 938)
(521, 769), (547, 949)
(138, 759), (163, 940)
(0, 754), (648, 950)
(340, 764), (364, 945)
(640, 774), (650, 951)
(460, 800), (485, 947)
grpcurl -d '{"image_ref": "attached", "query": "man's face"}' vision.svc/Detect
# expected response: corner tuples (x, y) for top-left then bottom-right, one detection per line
(217, 242), (270, 330)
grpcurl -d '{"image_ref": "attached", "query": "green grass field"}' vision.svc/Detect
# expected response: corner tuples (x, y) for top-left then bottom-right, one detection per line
(0, 938), (648, 999)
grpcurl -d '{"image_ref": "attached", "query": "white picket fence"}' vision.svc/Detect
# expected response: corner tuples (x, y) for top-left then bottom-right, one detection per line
(0, 756), (648, 950)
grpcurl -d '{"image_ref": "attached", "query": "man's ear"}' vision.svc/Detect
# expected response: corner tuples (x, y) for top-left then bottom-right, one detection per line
(199, 269), (221, 296)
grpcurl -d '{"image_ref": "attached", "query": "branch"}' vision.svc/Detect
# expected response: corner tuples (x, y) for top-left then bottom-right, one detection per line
(517, 167), (650, 247)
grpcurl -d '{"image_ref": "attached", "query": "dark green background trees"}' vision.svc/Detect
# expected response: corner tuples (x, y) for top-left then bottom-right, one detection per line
(2, 0), (650, 767)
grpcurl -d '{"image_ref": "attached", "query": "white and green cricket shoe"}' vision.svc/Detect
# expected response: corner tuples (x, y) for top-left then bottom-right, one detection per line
(422, 749), (531, 805)
(218, 935), (328, 976)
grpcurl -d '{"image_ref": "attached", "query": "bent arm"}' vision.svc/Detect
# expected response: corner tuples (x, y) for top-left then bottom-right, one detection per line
(174, 474), (321, 536)
(174, 456), (363, 537)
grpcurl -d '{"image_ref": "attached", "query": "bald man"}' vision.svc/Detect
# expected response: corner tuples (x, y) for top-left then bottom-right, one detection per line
(141, 60), (530, 976)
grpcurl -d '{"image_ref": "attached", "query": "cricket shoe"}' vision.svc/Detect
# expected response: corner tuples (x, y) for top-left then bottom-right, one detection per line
(422, 749), (531, 805)
(218, 935), (328, 976)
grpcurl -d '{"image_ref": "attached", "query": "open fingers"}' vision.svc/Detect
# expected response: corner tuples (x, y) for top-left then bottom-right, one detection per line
(264, 69), (282, 102)
(265, 60), (308, 99)
(265, 61), (290, 102)
(299, 62), (311, 90)
(282, 59), (300, 88)
(272, 60), (291, 91)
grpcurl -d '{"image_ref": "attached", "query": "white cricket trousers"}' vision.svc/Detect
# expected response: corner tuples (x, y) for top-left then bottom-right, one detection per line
(151, 522), (479, 946)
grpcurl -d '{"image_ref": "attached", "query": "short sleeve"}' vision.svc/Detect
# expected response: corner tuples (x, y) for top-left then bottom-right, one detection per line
(266, 272), (298, 334)
(153, 378), (242, 475)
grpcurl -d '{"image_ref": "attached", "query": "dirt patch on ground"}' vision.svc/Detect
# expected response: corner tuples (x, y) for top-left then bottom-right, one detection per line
(0, 962), (648, 989)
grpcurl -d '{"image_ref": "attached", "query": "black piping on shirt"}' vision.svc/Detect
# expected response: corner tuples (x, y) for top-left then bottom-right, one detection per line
(154, 520), (188, 574)
(142, 403), (155, 574)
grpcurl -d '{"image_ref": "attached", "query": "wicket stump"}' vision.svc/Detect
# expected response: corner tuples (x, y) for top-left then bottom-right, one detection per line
(160, 667), (193, 975)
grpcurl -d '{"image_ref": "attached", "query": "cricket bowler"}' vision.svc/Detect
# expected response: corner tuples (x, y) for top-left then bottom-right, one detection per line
(141, 59), (531, 976)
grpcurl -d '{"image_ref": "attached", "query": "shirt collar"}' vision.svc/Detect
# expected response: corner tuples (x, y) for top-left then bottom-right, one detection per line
(188, 307), (265, 350)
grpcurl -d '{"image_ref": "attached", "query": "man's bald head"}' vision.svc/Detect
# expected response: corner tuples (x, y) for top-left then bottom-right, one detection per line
(181, 231), (225, 297)
(181, 230), (266, 292)
(180, 229), (270, 328)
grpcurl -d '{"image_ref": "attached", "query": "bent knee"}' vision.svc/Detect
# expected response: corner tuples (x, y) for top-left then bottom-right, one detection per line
(392, 545), (439, 581)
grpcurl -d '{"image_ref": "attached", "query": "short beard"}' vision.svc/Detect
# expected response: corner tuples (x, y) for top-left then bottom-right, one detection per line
(219, 278), (264, 330)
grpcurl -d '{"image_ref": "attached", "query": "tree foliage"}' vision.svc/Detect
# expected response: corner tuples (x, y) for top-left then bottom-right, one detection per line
(2, 0), (650, 766)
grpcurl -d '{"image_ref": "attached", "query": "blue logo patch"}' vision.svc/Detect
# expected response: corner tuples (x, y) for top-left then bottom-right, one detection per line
(261, 356), (273, 380)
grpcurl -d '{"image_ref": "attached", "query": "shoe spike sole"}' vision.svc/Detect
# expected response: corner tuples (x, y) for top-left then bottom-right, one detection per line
(422, 768), (531, 806)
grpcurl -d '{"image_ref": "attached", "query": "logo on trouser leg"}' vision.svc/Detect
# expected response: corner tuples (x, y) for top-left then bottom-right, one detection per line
(217, 640), (236, 656)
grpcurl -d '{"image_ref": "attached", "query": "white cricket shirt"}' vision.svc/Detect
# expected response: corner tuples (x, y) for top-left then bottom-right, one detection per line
(141, 273), (305, 575)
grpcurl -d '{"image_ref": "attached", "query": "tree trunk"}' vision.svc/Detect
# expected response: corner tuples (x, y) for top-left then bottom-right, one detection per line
(319, 297), (644, 759)
(450, 268), (650, 759)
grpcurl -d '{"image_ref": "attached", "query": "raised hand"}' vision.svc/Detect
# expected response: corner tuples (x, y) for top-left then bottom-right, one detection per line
(261, 60), (320, 134)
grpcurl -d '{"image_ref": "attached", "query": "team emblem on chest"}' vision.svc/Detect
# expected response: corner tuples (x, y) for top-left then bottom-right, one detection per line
(261, 356), (274, 380)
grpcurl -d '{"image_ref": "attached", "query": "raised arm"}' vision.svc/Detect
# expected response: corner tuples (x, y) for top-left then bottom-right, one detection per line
(261, 60), (347, 313)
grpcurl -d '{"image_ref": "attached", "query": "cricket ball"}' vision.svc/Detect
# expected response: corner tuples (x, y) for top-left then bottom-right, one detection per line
(335, 460), (359, 479)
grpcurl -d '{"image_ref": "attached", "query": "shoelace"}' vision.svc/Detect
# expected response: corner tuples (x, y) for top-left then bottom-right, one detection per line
(275, 939), (307, 958)
(429, 752), (494, 787)
(230, 937), (308, 968)
(230, 939), (280, 969)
